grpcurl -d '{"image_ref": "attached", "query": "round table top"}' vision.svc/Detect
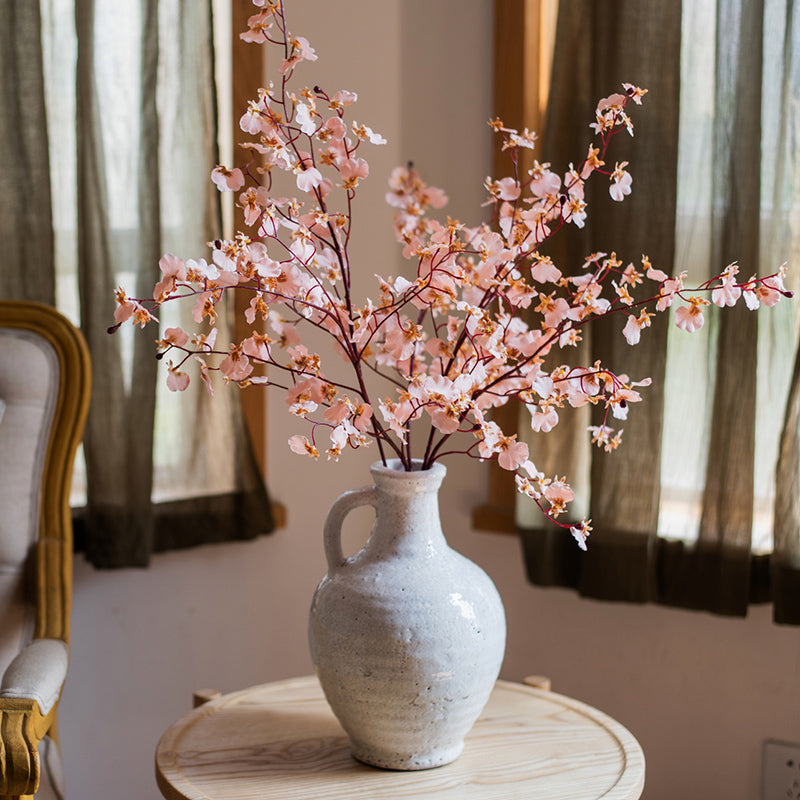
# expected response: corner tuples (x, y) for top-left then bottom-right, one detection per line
(156, 676), (644, 800)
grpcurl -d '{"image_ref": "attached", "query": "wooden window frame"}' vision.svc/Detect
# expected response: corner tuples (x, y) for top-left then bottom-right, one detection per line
(471, 0), (556, 534)
(229, 3), (287, 527)
(231, 2), (267, 479)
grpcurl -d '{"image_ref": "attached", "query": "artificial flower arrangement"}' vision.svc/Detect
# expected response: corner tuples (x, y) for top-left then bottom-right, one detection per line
(112, 0), (790, 549)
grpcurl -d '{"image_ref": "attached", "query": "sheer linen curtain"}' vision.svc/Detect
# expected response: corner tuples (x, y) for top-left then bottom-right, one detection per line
(1, 0), (273, 567)
(517, 0), (800, 624)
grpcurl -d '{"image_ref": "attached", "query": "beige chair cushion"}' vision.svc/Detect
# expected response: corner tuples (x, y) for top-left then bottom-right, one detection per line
(0, 329), (58, 675)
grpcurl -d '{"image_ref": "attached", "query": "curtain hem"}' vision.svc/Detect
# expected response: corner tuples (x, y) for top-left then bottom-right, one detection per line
(519, 526), (796, 623)
(73, 485), (275, 569)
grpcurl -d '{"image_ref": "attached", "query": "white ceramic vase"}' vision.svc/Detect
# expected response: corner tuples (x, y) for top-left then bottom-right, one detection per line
(308, 459), (506, 770)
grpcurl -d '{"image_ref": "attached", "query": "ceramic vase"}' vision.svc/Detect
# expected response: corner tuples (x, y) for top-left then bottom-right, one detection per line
(308, 459), (506, 770)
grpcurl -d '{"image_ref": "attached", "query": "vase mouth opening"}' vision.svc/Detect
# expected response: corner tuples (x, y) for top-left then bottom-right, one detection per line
(371, 458), (447, 479)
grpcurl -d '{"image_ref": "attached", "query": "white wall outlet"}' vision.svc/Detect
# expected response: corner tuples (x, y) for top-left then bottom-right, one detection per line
(763, 739), (800, 800)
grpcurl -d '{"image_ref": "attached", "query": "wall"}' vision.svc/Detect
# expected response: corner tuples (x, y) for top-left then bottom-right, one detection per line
(59, 2), (800, 799)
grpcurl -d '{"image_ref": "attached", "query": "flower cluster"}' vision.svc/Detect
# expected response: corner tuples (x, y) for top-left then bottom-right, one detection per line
(112, 0), (790, 549)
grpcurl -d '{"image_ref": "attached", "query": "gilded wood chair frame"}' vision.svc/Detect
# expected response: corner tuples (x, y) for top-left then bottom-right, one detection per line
(0, 301), (91, 798)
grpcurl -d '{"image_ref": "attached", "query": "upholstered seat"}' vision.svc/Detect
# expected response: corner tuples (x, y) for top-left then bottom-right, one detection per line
(0, 302), (90, 799)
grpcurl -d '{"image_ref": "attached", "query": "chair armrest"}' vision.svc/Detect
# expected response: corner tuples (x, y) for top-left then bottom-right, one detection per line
(1, 638), (69, 715)
(0, 638), (68, 796)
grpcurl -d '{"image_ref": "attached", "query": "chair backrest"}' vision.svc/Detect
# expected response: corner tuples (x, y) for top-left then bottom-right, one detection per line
(0, 302), (90, 675)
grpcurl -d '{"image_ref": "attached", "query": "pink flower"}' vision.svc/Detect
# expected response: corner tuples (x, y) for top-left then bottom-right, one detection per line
(379, 397), (416, 442)
(339, 158), (369, 187)
(211, 166), (245, 192)
(674, 298), (708, 332)
(643, 256), (669, 283)
(192, 328), (217, 352)
(324, 400), (350, 426)
(565, 196), (587, 228)
(281, 36), (317, 75)
(239, 186), (269, 226)
(530, 256), (562, 284)
(220, 348), (253, 381)
(380, 319), (421, 364)
(331, 89), (357, 107)
(529, 405), (559, 432)
(477, 421), (529, 470)
(622, 315), (642, 345)
(609, 162), (632, 201)
(162, 327), (190, 348)
(240, 103), (271, 135)
(159, 253), (187, 280)
(166, 365), (190, 392)
(507, 127), (537, 149)
(746, 276), (785, 308)
(288, 398), (318, 417)
(239, 11), (272, 44)
(294, 103), (317, 135)
(656, 272), (686, 311)
(622, 310), (653, 345)
(570, 520), (592, 551)
(288, 435), (319, 459)
(543, 479), (574, 515)
(113, 290), (136, 324)
(268, 313), (301, 347)
(352, 121), (386, 145)
(622, 84), (648, 104)
(620, 262), (643, 287)
(596, 93), (627, 115)
(588, 425), (623, 452)
(242, 332), (271, 362)
(322, 116), (347, 141)
(591, 93), (633, 136)
(296, 166), (323, 192)
(743, 284), (760, 310)
(295, 37), (317, 61)
(195, 358), (215, 396)
(353, 404), (372, 431)
(711, 264), (742, 307)
(326, 425), (350, 460)
(535, 293), (571, 328)
(488, 177), (520, 201)
(497, 438), (529, 471)
(286, 377), (326, 407)
(580, 145), (604, 179)
(364, 126), (386, 145)
(528, 162), (561, 198)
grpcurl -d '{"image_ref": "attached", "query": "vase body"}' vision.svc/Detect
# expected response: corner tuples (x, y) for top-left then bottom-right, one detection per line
(308, 459), (506, 770)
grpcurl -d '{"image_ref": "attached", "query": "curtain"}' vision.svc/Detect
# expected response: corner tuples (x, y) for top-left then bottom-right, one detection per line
(0, 1), (55, 305)
(1, 0), (274, 567)
(517, 0), (800, 624)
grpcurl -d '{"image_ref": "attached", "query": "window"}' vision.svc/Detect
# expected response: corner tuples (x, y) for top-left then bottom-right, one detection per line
(483, 0), (800, 623)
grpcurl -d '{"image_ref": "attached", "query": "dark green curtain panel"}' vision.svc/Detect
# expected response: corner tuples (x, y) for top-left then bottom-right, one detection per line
(518, 0), (800, 624)
(1, 0), (274, 567)
(0, 1), (55, 306)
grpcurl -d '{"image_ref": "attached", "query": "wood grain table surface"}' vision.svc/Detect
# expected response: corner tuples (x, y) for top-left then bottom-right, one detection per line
(156, 675), (644, 800)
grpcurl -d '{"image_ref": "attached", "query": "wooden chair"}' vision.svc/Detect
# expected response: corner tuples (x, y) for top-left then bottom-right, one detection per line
(0, 302), (91, 799)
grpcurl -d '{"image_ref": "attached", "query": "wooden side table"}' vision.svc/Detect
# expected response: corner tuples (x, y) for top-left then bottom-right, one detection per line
(156, 676), (645, 800)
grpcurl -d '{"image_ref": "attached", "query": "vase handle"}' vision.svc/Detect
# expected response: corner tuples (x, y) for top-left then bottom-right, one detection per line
(323, 486), (378, 571)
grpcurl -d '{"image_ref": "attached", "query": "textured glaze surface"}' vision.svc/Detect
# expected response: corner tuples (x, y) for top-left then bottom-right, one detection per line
(309, 460), (506, 770)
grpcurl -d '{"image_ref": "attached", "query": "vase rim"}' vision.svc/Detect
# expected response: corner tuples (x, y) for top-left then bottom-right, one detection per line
(371, 458), (447, 479)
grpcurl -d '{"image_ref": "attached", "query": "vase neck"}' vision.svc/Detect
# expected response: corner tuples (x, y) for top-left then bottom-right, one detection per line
(365, 461), (447, 556)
